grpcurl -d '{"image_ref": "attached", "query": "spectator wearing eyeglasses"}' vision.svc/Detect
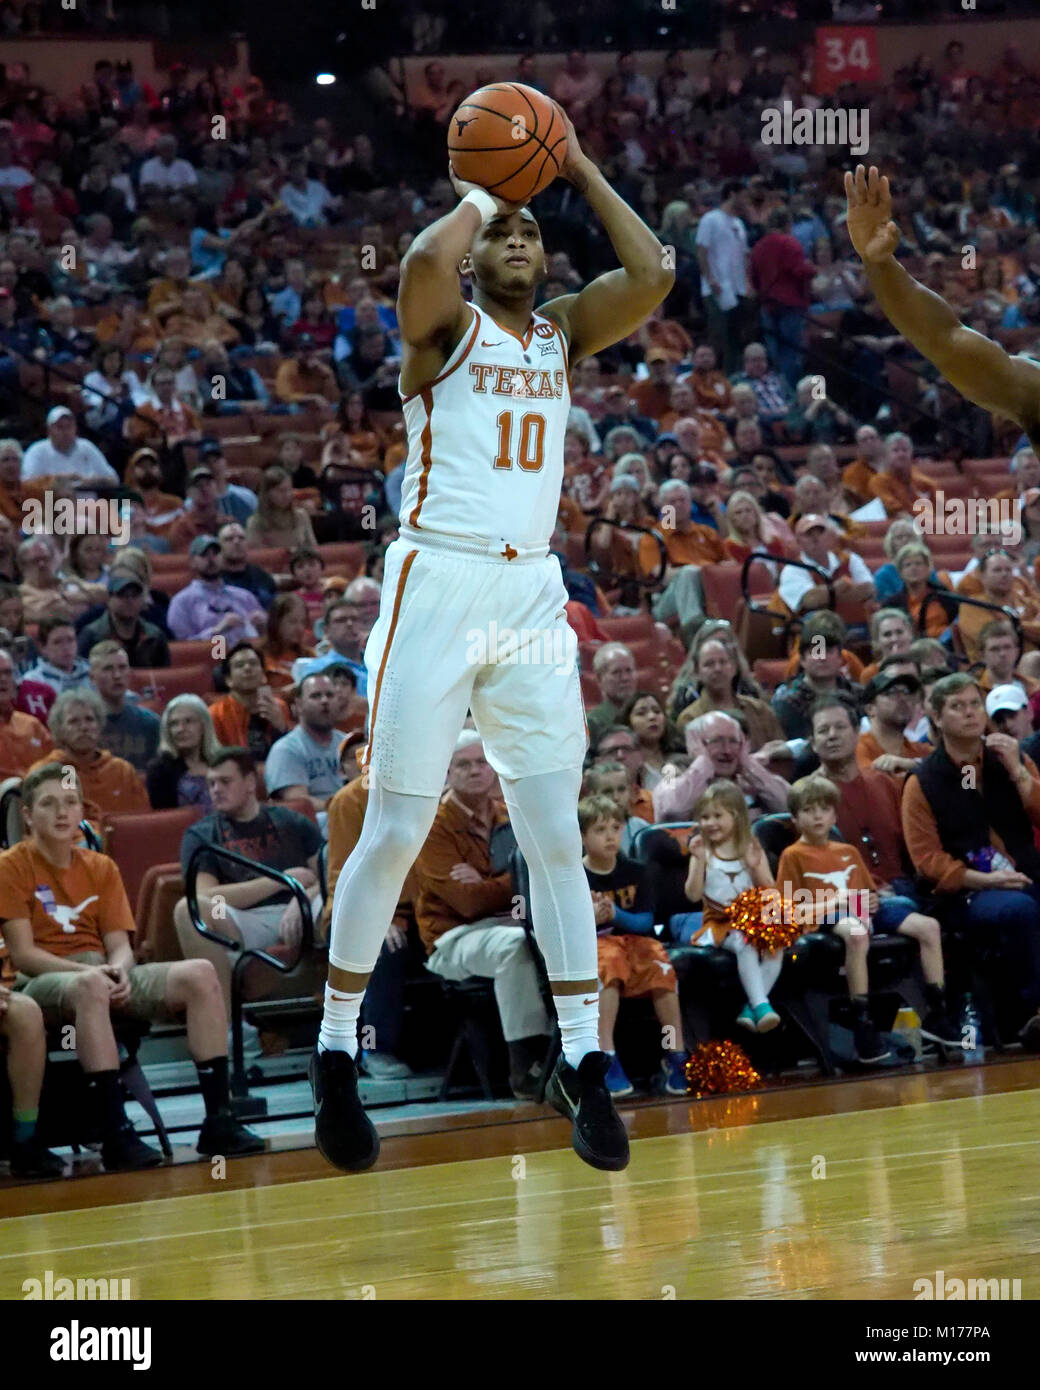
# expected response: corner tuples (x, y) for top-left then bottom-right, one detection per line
(652, 709), (790, 823)
(857, 661), (931, 781)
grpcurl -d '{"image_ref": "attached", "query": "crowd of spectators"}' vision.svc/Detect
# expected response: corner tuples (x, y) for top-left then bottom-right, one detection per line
(6, 30), (1040, 1175)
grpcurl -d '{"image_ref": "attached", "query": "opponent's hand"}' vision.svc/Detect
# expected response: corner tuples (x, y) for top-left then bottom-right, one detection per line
(844, 165), (901, 266)
(447, 163), (522, 216)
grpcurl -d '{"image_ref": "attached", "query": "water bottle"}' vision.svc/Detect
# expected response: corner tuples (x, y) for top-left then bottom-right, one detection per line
(892, 1006), (922, 1059)
(960, 994), (984, 1065)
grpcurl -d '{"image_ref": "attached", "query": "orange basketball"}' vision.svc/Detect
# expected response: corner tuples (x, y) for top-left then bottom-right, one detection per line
(448, 83), (568, 205)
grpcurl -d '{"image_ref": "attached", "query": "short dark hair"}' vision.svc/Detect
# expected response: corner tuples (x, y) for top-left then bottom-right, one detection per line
(207, 746), (256, 778)
(289, 547), (322, 572)
(810, 694), (858, 732)
(768, 206), (792, 231)
(721, 179), (743, 203)
(878, 652), (921, 675)
(38, 615), (76, 646)
(225, 640), (262, 667)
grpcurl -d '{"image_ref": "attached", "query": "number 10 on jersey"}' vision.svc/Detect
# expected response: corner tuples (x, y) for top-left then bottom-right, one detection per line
(494, 409), (547, 472)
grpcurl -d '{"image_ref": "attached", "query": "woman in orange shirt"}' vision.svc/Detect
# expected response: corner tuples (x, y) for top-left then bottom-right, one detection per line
(891, 541), (957, 639)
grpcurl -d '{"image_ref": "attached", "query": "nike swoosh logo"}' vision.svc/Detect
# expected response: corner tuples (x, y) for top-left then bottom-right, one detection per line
(481, 339), (505, 347)
(330, 993), (351, 1002)
(582, 996), (597, 1006)
(557, 1078), (576, 1112)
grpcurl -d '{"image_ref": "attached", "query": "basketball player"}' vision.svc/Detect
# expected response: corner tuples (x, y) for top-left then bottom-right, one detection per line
(312, 104), (674, 1173)
(844, 164), (1040, 450)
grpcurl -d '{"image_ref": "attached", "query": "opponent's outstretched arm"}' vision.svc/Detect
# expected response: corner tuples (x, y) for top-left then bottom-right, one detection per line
(541, 106), (675, 366)
(845, 164), (1040, 438)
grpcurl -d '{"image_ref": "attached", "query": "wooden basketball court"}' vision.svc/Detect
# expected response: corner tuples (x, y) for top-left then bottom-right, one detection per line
(3, 1059), (1040, 1300)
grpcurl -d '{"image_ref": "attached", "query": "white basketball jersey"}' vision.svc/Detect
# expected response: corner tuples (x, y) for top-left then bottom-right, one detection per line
(398, 301), (571, 548)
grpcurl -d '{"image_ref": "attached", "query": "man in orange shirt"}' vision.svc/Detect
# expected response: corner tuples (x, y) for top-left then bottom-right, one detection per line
(209, 641), (292, 763)
(902, 673), (1040, 1048)
(27, 688), (149, 822)
(0, 646), (52, 778)
(628, 346), (676, 420)
(274, 334), (340, 409)
(416, 732), (549, 1099)
(684, 343), (733, 414)
(856, 663), (931, 779)
(867, 431), (938, 516)
(841, 423), (885, 504)
(589, 725), (657, 823)
(638, 479), (725, 646)
(976, 617), (1040, 697)
(0, 761), (263, 1170)
(123, 446), (184, 536)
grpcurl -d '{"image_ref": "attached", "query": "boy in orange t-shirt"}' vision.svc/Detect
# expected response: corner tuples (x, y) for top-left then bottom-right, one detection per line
(777, 775), (959, 1065)
(0, 763), (264, 1172)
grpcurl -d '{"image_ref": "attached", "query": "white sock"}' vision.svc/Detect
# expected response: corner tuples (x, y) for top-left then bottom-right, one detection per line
(555, 991), (600, 1069)
(318, 984), (363, 1057)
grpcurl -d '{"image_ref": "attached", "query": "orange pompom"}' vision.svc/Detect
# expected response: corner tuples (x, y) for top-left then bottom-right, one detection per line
(725, 886), (801, 955)
(684, 1039), (763, 1097)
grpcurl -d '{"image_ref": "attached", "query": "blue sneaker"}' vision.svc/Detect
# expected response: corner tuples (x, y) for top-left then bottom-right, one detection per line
(752, 1002), (781, 1033)
(662, 1052), (689, 1095)
(604, 1053), (634, 1097)
(736, 1005), (756, 1031)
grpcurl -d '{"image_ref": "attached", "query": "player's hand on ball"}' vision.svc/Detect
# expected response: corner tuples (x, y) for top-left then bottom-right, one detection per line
(552, 102), (588, 182)
(447, 162), (521, 215)
(844, 164), (901, 265)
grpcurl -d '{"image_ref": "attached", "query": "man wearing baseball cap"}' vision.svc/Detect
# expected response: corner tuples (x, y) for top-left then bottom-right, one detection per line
(857, 658), (931, 779)
(166, 534), (265, 643)
(629, 346), (677, 421)
(198, 438), (258, 524)
(777, 513), (875, 616)
(986, 683), (1040, 767)
(274, 332), (340, 410)
(22, 405), (119, 485)
(77, 570), (171, 668)
(167, 465), (224, 551)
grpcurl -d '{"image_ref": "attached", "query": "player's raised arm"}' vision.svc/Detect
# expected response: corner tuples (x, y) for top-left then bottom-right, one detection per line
(539, 105), (675, 365)
(397, 173), (519, 350)
(844, 163), (1040, 437)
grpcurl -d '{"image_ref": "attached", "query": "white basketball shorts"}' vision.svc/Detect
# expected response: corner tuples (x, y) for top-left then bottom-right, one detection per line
(361, 536), (589, 795)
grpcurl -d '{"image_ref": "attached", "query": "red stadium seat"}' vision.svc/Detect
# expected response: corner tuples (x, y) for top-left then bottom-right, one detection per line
(317, 542), (366, 576)
(753, 658), (789, 694)
(150, 568), (192, 597)
(596, 613), (655, 643)
(102, 806), (204, 932)
(168, 640), (214, 667)
(128, 665), (215, 702)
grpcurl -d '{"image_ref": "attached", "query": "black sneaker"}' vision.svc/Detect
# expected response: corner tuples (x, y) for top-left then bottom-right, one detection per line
(196, 1109), (265, 1158)
(310, 1047), (379, 1172)
(10, 1136), (66, 1179)
(853, 1019), (892, 1065)
(545, 1050), (630, 1171)
(101, 1122), (164, 1172)
(920, 1010), (961, 1048)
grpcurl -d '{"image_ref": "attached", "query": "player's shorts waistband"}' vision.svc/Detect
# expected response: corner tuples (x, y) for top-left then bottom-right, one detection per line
(398, 525), (550, 564)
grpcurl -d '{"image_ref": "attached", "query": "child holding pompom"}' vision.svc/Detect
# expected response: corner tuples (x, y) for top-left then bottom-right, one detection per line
(684, 780), (785, 1033)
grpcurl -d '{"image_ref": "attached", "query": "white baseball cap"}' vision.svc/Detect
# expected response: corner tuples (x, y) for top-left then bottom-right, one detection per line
(46, 405), (74, 426)
(985, 683), (1029, 718)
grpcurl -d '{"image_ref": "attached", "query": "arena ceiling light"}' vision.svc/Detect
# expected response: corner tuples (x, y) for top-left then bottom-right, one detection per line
(315, 72), (336, 85)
